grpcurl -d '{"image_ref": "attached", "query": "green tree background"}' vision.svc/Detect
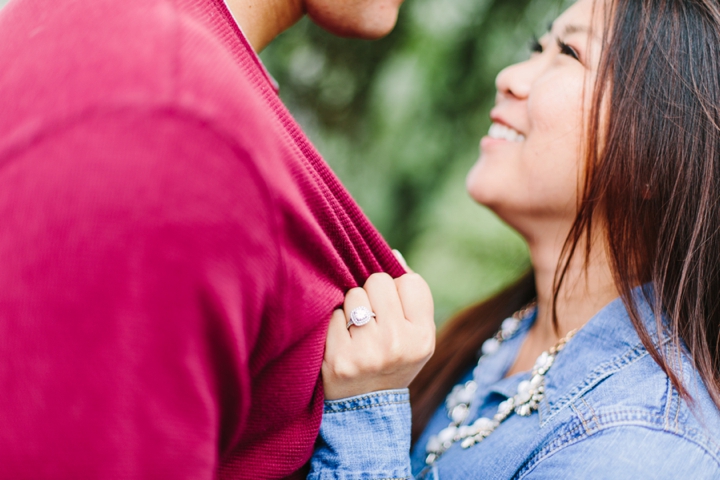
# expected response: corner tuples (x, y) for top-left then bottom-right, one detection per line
(262, 0), (571, 322)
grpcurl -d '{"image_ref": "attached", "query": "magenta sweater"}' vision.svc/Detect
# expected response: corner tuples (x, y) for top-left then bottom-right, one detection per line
(0, 0), (404, 477)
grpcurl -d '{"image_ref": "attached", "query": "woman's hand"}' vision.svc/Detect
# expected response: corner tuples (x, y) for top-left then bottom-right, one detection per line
(322, 272), (435, 400)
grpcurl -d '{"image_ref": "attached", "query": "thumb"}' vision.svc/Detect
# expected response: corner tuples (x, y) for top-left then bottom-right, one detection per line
(393, 249), (413, 273)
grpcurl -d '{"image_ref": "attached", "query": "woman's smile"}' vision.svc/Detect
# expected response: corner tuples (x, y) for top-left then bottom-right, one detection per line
(480, 121), (526, 150)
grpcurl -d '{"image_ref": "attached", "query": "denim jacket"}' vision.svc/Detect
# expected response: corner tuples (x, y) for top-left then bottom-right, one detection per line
(309, 290), (720, 479)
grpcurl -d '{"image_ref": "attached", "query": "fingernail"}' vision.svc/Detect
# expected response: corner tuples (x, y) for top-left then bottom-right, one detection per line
(392, 249), (409, 269)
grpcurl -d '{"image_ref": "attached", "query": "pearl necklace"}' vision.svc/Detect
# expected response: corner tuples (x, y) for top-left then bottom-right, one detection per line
(424, 305), (577, 465)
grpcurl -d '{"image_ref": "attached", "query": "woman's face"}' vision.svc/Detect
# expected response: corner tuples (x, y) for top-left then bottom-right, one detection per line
(466, 0), (605, 239)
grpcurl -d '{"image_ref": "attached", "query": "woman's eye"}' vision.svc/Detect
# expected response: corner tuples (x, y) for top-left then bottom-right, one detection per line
(557, 39), (580, 60)
(529, 37), (543, 54)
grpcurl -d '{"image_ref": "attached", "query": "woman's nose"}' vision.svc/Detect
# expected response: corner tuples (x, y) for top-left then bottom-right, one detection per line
(495, 60), (534, 101)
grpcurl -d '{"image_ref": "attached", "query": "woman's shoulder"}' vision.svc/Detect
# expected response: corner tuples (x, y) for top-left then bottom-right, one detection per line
(576, 347), (720, 454)
(533, 293), (720, 476)
(536, 346), (720, 478)
(520, 419), (720, 479)
(525, 347), (720, 478)
(583, 295), (720, 445)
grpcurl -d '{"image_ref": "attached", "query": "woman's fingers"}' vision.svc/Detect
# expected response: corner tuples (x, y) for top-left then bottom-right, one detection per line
(395, 273), (436, 362)
(323, 308), (359, 399)
(364, 273), (405, 325)
(326, 308), (351, 346)
(395, 273), (434, 326)
(322, 272), (436, 400)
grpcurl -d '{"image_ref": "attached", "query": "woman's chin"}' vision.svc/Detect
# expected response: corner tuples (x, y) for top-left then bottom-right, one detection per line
(466, 159), (501, 206)
(465, 181), (499, 211)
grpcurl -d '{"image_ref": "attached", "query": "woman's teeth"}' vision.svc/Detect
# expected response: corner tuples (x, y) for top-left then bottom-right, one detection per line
(488, 122), (525, 142)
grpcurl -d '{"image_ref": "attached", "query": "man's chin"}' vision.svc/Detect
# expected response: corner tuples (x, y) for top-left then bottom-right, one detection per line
(306, 4), (400, 39)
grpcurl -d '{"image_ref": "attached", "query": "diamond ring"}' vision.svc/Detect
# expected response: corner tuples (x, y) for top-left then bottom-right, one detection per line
(346, 306), (376, 329)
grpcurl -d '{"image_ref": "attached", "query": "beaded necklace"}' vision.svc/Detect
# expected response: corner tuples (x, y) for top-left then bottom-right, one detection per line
(425, 304), (577, 465)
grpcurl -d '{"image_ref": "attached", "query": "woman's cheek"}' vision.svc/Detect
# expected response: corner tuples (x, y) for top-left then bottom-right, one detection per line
(528, 73), (592, 130)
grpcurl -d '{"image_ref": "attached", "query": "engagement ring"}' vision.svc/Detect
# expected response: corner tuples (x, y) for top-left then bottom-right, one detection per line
(346, 306), (376, 329)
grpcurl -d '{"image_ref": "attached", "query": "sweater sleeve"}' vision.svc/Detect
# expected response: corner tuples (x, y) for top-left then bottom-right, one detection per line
(0, 109), (279, 478)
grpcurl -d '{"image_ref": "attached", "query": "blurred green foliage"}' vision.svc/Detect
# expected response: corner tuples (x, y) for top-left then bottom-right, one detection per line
(262, 0), (572, 322)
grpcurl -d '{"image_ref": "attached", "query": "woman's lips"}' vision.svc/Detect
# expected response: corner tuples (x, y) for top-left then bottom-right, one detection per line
(480, 122), (526, 151)
(487, 122), (526, 142)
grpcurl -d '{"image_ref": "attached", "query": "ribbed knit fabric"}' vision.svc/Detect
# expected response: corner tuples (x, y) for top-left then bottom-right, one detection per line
(0, 0), (404, 477)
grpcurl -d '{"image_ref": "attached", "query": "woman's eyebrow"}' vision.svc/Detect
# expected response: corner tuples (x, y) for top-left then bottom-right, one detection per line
(563, 24), (590, 36)
(547, 21), (600, 40)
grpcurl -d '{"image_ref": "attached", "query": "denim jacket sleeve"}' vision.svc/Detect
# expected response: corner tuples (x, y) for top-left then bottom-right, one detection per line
(308, 389), (413, 480)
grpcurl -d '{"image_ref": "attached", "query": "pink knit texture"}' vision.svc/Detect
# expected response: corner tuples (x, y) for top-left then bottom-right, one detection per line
(0, 0), (404, 477)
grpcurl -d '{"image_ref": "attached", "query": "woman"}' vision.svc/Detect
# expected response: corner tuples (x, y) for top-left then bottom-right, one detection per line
(310, 0), (720, 477)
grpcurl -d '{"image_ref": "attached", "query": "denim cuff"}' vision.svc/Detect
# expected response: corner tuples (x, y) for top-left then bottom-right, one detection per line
(309, 389), (412, 480)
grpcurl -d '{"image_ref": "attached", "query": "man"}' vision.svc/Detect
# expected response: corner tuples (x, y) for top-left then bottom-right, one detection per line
(0, 0), (407, 477)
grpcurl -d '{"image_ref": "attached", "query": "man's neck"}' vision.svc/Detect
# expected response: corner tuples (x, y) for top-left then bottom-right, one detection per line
(224, 0), (305, 52)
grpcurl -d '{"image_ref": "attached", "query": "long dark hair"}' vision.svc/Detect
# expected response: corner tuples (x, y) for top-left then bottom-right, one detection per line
(411, 0), (720, 443)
